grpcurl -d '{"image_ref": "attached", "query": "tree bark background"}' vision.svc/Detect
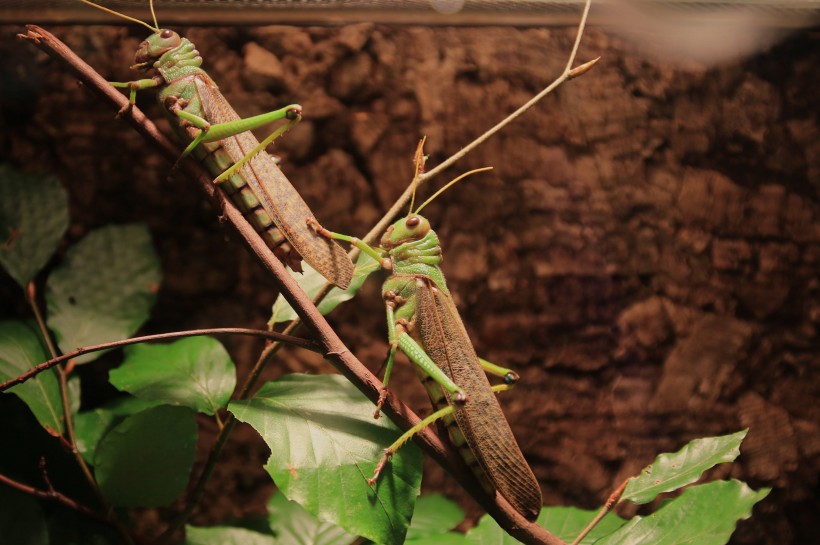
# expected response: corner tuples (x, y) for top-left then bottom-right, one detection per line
(0, 19), (817, 545)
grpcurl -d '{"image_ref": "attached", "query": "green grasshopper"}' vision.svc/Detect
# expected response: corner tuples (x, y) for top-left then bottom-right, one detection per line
(311, 144), (543, 521)
(78, 0), (354, 288)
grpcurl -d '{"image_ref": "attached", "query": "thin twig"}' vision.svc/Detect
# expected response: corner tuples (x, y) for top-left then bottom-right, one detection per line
(0, 327), (320, 392)
(416, 0), (597, 190)
(0, 471), (105, 523)
(571, 479), (628, 545)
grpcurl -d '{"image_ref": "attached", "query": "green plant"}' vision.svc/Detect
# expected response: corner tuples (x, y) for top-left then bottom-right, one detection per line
(0, 166), (770, 545)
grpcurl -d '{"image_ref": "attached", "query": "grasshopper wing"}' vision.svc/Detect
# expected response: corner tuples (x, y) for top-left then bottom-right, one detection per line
(195, 76), (354, 288)
(415, 279), (542, 521)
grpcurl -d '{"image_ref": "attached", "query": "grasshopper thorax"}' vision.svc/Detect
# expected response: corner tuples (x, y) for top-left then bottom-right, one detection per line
(134, 29), (201, 73)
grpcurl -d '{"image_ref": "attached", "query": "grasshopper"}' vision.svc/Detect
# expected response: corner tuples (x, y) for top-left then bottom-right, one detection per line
(311, 145), (543, 521)
(77, 0), (354, 288)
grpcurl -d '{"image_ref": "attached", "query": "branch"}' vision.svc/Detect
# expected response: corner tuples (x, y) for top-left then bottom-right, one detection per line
(19, 25), (563, 545)
(0, 327), (321, 392)
(3, 458), (138, 543)
(0, 469), (106, 525)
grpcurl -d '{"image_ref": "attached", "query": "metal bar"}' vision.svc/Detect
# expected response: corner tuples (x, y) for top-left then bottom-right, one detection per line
(2, 0), (818, 27)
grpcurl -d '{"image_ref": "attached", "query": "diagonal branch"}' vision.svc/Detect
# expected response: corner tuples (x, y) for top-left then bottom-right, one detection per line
(19, 24), (565, 545)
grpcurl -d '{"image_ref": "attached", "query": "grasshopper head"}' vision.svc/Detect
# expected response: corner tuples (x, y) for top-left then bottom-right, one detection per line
(380, 215), (431, 249)
(134, 29), (182, 69)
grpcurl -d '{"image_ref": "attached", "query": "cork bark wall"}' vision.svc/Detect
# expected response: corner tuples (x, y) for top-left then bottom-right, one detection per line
(0, 19), (817, 544)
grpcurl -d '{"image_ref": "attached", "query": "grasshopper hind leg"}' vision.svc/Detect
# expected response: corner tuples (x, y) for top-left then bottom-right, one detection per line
(478, 357), (520, 385)
(368, 403), (455, 486)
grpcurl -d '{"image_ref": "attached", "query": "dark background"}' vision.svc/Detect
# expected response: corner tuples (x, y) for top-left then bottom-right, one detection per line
(0, 16), (817, 545)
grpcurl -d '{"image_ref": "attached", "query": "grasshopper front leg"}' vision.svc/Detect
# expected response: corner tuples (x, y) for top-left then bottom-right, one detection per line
(110, 76), (163, 115)
(373, 295), (468, 419)
(308, 222), (390, 269)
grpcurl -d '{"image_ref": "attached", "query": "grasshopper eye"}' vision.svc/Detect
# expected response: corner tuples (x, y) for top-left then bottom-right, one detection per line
(158, 29), (181, 47)
(406, 216), (420, 228)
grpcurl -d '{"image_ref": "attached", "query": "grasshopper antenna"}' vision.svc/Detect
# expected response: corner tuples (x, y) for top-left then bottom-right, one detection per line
(149, 0), (160, 31)
(413, 166), (493, 215)
(77, 0), (159, 33)
(407, 136), (427, 216)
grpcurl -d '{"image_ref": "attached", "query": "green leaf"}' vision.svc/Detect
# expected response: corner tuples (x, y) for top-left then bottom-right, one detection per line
(74, 396), (163, 465)
(74, 408), (118, 464)
(0, 485), (48, 545)
(0, 320), (64, 433)
(229, 374), (422, 545)
(535, 507), (626, 545)
(46, 224), (161, 364)
(409, 532), (469, 545)
(0, 164), (69, 287)
(270, 253), (380, 324)
(94, 404), (197, 507)
(267, 491), (354, 545)
(406, 494), (464, 541)
(183, 526), (275, 545)
(67, 375), (82, 416)
(622, 430), (748, 504)
(464, 512), (516, 545)
(595, 480), (770, 545)
(109, 337), (236, 415)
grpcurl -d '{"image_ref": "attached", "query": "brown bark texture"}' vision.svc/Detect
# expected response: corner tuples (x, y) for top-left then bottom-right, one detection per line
(0, 19), (817, 545)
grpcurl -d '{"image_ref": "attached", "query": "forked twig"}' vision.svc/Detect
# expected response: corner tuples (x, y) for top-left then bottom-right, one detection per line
(0, 470), (103, 522)
(0, 465), (135, 544)
(364, 0), (598, 245)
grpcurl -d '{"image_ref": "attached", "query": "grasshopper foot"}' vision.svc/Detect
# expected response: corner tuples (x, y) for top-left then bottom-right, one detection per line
(166, 156), (187, 186)
(373, 388), (389, 419)
(115, 102), (133, 118)
(214, 190), (230, 223)
(368, 448), (394, 486)
(285, 104), (303, 121)
(306, 217), (332, 239)
(453, 390), (468, 404)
